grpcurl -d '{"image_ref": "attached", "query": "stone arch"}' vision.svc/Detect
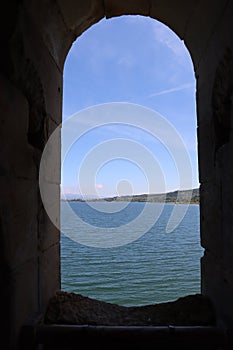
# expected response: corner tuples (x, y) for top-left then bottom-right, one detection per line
(1, 1), (233, 349)
(59, 12), (199, 302)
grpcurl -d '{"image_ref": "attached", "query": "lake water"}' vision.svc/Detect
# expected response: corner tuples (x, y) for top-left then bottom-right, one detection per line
(61, 202), (203, 306)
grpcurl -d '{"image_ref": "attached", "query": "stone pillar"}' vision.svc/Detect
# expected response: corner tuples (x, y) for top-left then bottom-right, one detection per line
(194, 1), (233, 327)
(0, 3), (65, 348)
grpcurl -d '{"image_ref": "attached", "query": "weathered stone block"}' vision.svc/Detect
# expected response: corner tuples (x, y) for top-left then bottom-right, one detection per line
(197, 121), (215, 183)
(0, 73), (36, 180)
(196, 79), (214, 126)
(202, 252), (233, 327)
(57, 0), (104, 35)
(0, 178), (38, 270)
(219, 153), (233, 268)
(39, 120), (61, 184)
(39, 243), (60, 311)
(39, 182), (60, 216)
(39, 206), (60, 252)
(150, 0), (196, 40)
(14, 11), (63, 125)
(46, 114), (60, 137)
(105, 0), (150, 18)
(195, 1), (233, 92)
(184, 0), (228, 67)
(199, 182), (222, 257)
(10, 258), (39, 348)
(23, 0), (74, 69)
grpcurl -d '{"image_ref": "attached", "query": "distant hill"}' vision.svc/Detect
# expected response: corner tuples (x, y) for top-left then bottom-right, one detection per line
(65, 188), (199, 204)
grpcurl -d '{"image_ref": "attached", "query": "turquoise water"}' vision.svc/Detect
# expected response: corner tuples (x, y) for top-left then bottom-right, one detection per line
(61, 202), (203, 306)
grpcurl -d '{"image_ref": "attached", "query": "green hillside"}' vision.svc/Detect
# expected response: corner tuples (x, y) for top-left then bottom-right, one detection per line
(66, 188), (200, 203)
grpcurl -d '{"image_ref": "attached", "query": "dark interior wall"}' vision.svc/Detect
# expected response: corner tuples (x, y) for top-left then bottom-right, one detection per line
(196, 1), (233, 327)
(0, 2), (65, 348)
(1, 1), (233, 349)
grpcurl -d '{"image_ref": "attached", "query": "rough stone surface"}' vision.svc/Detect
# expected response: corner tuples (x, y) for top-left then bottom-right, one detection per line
(45, 292), (216, 326)
(199, 182), (222, 256)
(57, 0), (104, 36)
(105, 0), (150, 18)
(212, 48), (233, 152)
(184, 0), (229, 67)
(39, 243), (60, 314)
(150, 0), (197, 40)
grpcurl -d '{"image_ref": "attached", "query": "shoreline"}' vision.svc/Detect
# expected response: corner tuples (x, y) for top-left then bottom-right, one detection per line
(61, 188), (199, 204)
(61, 199), (199, 205)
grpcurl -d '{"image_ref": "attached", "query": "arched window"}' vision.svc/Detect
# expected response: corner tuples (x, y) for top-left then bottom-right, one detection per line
(60, 16), (202, 306)
(58, 16), (202, 305)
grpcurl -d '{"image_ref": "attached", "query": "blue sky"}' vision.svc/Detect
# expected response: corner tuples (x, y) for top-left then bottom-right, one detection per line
(61, 15), (198, 198)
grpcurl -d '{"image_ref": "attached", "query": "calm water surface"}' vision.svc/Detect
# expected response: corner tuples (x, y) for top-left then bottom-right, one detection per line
(61, 202), (203, 306)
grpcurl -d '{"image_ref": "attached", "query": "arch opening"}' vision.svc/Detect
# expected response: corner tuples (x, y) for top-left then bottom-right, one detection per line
(60, 15), (202, 308)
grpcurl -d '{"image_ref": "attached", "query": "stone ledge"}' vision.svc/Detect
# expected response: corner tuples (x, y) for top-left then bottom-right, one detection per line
(45, 291), (216, 326)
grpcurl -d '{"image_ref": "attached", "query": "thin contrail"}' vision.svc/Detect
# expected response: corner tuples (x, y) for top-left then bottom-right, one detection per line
(149, 83), (193, 97)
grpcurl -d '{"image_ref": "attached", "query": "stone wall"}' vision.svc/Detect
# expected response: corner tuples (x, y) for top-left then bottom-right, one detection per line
(0, 2), (64, 348)
(1, 1), (233, 348)
(196, 1), (233, 326)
